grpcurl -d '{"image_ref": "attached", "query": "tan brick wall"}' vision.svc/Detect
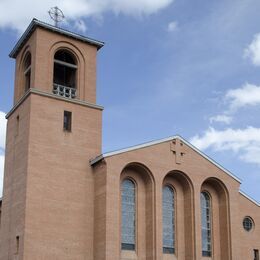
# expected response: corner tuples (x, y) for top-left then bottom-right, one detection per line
(92, 139), (260, 260)
(14, 33), (37, 104)
(14, 27), (98, 105)
(0, 96), (31, 259)
(237, 194), (260, 259)
(22, 93), (102, 259)
(93, 161), (107, 260)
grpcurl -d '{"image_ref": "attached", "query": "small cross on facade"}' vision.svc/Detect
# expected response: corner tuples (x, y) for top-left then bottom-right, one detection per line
(170, 139), (185, 164)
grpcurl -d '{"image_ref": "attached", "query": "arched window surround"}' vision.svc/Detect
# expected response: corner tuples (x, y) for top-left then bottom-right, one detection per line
(162, 184), (176, 254)
(200, 191), (212, 257)
(13, 45), (33, 102)
(49, 41), (99, 103)
(121, 177), (137, 251)
(162, 170), (195, 259)
(200, 177), (231, 259)
(119, 163), (155, 258)
(22, 51), (31, 93)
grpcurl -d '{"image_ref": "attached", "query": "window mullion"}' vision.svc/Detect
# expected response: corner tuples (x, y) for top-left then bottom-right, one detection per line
(54, 59), (78, 69)
(24, 65), (31, 75)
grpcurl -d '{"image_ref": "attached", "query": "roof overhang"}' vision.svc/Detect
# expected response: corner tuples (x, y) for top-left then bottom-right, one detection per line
(90, 135), (242, 184)
(239, 190), (260, 207)
(9, 18), (104, 58)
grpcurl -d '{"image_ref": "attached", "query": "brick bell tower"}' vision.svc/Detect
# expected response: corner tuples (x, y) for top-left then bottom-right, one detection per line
(0, 19), (104, 259)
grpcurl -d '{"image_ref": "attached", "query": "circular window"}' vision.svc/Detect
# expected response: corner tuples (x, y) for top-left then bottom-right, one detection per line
(243, 217), (254, 232)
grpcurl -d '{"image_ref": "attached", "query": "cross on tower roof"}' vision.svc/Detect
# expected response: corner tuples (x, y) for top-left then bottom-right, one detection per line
(48, 6), (65, 27)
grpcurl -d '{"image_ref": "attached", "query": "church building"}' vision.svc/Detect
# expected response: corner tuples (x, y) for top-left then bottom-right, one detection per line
(0, 19), (260, 260)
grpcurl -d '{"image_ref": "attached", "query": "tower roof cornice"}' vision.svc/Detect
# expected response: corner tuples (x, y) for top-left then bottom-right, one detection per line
(9, 18), (104, 58)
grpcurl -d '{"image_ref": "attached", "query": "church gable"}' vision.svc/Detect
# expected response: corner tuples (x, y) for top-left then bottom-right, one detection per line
(90, 135), (241, 187)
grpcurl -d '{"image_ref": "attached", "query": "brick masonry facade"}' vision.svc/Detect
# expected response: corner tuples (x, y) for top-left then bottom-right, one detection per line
(0, 20), (259, 260)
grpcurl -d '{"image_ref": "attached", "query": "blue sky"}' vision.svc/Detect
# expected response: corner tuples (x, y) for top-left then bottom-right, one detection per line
(1, 0), (260, 202)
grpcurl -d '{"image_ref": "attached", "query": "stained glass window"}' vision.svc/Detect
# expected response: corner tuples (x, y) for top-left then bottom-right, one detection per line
(121, 179), (136, 250)
(201, 192), (212, 257)
(163, 185), (175, 254)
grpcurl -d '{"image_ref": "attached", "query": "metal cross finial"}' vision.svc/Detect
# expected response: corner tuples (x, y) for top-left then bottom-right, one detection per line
(48, 6), (65, 27)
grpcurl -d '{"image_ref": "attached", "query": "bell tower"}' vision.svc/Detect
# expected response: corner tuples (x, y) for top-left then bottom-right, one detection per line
(0, 19), (104, 259)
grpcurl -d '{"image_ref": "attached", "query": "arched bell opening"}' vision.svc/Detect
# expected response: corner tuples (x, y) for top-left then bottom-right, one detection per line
(23, 52), (31, 92)
(53, 49), (78, 99)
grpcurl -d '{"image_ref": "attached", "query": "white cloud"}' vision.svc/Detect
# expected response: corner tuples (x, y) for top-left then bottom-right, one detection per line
(167, 21), (178, 32)
(190, 126), (260, 165)
(0, 155), (4, 196)
(244, 33), (260, 66)
(225, 83), (260, 111)
(209, 114), (232, 124)
(0, 0), (174, 32)
(0, 111), (7, 152)
(74, 19), (88, 33)
(209, 83), (260, 125)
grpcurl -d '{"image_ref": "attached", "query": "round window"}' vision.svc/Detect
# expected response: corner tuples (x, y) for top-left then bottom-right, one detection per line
(243, 217), (254, 232)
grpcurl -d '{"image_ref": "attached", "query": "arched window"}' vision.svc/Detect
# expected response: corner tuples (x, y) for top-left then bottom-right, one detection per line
(53, 50), (77, 98)
(201, 192), (212, 257)
(23, 52), (31, 92)
(162, 185), (175, 254)
(121, 179), (136, 250)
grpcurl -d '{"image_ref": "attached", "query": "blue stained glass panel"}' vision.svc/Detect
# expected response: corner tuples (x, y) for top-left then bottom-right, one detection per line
(163, 185), (175, 254)
(121, 179), (135, 250)
(201, 192), (212, 257)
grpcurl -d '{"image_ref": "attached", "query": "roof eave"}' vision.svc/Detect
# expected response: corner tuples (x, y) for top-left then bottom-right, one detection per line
(239, 190), (260, 207)
(9, 18), (104, 58)
(9, 18), (37, 58)
(89, 135), (242, 184)
(89, 154), (104, 166)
